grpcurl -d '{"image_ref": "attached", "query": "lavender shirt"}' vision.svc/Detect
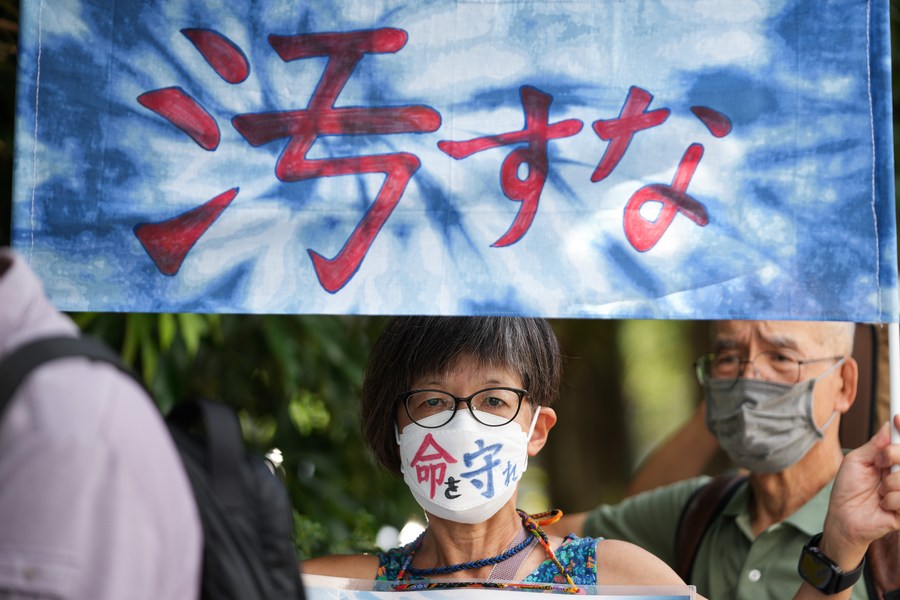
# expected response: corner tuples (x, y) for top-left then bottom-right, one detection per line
(0, 249), (202, 599)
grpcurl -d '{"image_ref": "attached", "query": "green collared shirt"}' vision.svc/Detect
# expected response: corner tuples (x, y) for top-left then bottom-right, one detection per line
(582, 475), (869, 600)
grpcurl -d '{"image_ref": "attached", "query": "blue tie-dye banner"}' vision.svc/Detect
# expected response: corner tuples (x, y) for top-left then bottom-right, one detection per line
(12, 0), (897, 320)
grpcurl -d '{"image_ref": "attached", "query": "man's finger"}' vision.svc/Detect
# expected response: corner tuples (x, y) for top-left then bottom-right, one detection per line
(853, 421), (891, 464)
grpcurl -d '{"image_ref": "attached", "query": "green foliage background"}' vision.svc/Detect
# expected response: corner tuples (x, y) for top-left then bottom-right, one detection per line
(66, 311), (420, 559)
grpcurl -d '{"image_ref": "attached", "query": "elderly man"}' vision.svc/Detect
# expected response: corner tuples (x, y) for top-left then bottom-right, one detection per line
(549, 320), (897, 599)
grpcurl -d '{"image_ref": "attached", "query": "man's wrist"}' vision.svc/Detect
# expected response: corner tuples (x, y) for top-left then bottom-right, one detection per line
(817, 532), (867, 573)
(798, 532), (866, 594)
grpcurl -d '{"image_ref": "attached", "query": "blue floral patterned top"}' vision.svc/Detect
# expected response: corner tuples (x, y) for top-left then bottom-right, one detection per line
(376, 534), (600, 585)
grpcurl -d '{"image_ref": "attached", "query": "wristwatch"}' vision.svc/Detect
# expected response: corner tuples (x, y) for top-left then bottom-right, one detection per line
(797, 532), (865, 594)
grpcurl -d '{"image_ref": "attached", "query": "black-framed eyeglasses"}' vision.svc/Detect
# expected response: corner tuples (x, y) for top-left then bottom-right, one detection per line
(695, 351), (844, 387)
(399, 387), (529, 428)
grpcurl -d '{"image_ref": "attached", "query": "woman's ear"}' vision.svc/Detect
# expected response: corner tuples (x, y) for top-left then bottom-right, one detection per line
(527, 407), (557, 456)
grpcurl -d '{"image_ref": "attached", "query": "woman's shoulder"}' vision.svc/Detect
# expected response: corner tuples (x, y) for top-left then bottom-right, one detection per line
(374, 543), (415, 580)
(524, 534), (683, 588)
(523, 534), (599, 585)
(557, 533), (601, 558)
(594, 538), (685, 586)
(301, 553), (381, 579)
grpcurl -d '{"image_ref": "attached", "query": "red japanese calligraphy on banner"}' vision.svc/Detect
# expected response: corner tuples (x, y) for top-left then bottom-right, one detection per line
(14, 0), (896, 320)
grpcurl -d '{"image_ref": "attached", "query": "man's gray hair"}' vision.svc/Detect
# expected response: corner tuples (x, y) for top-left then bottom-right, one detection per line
(822, 321), (856, 355)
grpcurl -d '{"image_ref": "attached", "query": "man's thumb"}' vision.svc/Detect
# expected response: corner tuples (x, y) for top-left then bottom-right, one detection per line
(853, 421), (891, 462)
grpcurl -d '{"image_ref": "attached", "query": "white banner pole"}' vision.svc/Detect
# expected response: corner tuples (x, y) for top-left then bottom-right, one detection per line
(888, 323), (900, 471)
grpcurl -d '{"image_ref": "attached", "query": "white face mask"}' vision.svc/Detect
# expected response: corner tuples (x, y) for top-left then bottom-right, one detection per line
(396, 407), (541, 524)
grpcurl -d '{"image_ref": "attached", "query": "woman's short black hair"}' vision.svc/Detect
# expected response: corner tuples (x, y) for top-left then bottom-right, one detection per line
(361, 316), (561, 475)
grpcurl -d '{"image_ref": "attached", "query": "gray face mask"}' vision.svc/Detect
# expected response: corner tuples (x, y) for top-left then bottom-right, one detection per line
(704, 358), (844, 473)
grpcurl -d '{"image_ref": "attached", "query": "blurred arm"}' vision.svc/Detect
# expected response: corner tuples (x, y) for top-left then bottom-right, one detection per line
(544, 511), (589, 537)
(626, 401), (721, 497)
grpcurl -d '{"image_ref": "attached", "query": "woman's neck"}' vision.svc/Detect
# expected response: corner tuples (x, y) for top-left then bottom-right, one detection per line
(414, 503), (524, 579)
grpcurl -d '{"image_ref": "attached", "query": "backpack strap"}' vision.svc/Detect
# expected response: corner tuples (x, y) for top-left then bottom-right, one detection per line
(0, 335), (136, 422)
(674, 472), (749, 582)
(167, 398), (246, 509)
(864, 530), (900, 600)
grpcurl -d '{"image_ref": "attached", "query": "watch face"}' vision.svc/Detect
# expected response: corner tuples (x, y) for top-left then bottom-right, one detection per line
(799, 548), (833, 590)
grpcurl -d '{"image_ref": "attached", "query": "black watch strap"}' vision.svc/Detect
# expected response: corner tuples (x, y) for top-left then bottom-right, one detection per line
(798, 532), (866, 594)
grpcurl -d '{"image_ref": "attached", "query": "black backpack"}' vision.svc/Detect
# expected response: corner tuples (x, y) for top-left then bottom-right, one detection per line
(0, 335), (306, 600)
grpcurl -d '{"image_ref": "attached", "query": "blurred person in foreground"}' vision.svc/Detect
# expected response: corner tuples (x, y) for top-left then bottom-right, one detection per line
(302, 316), (900, 600)
(547, 319), (900, 599)
(0, 248), (202, 599)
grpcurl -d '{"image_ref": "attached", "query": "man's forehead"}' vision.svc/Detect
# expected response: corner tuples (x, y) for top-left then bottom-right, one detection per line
(713, 320), (821, 347)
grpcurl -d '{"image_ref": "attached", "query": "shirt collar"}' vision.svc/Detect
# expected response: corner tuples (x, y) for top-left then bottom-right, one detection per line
(724, 475), (834, 538)
(782, 477), (834, 536)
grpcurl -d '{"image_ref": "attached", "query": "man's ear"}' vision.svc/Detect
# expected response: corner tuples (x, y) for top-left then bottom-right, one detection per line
(527, 407), (557, 456)
(835, 357), (858, 414)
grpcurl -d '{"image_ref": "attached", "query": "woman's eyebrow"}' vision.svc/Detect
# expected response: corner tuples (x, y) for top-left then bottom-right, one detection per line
(415, 376), (511, 388)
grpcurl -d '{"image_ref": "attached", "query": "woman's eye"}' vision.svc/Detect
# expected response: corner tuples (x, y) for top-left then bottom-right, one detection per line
(410, 394), (449, 411)
(483, 396), (506, 407)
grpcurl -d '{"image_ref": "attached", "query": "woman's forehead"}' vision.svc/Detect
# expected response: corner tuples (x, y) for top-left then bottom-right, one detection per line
(412, 354), (521, 387)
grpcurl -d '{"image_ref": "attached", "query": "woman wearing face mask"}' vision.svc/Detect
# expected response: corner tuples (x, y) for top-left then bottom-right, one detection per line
(301, 316), (685, 590)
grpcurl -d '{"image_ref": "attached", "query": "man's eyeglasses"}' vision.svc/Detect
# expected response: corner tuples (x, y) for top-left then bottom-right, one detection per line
(399, 387), (529, 428)
(695, 351), (844, 386)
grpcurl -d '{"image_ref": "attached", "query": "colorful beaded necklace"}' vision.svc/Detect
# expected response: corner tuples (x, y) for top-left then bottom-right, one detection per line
(392, 509), (580, 593)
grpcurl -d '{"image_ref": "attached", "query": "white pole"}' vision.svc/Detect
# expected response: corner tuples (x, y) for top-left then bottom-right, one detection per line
(889, 323), (900, 471)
